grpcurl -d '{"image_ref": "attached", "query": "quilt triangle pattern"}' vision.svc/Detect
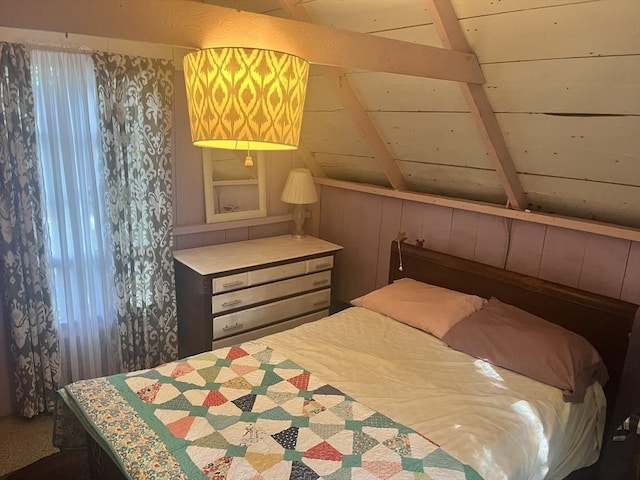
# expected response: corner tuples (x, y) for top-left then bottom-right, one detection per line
(64, 341), (484, 480)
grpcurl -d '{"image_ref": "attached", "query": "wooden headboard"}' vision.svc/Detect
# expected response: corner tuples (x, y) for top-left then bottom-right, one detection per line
(389, 241), (639, 464)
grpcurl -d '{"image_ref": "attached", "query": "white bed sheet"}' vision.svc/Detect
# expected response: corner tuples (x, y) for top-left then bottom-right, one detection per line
(261, 307), (606, 480)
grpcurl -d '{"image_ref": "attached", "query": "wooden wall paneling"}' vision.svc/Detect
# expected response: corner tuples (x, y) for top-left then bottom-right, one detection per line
(451, 0), (596, 19)
(483, 57), (640, 115)
(621, 242), (640, 305)
(248, 222), (290, 240)
(399, 200), (426, 247)
(399, 161), (506, 204)
(354, 193), (384, 298)
(375, 197), (403, 289)
(304, 72), (343, 112)
(300, 1), (431, 34)
(315, 153), (389, 187)
(319, 185), (347, 301)
(448, 209), (481, 260)
(538, 226), (589, 287)
(201, 230), (227, 247)
(319, 186), (346, 245)
(265, 152), (295, 216)
(504, 220), (546, 277)
(346, 71), (467, 112)
(578, 235), (631, 298)
(174, 233), (203, 251)
(499, 114), (640, 184)
(301, 111), (371, 156)
(473, 214), (510, 268)
(522, 176), (640, 229)
(337, 189), (364, 302)
(373, 24), (440, 48)
(308, 199), (320, 238)
(318, 186), (639, 304)
(173, 71), (205, 227)
(421, 203), (453, 254)
(461, 1), (640, 64)
(371, 112), (490, 168)
(224, 227), (249, 243)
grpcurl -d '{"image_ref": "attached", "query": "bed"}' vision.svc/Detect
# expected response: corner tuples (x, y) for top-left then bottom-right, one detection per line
(57, 241), (640, 480)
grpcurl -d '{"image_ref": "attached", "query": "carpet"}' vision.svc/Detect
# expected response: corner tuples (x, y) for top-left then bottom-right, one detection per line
(0, 448), (90, 480)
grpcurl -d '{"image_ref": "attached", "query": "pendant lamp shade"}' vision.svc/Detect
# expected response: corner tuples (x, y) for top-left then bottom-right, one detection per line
(183, 47), (309, 150)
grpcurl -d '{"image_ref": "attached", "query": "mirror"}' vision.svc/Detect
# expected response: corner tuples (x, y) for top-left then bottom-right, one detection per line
(203, 149), (267, 223)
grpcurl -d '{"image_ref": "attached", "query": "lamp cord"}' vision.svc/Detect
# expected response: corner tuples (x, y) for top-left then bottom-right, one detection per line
(395, 231), (407, 272)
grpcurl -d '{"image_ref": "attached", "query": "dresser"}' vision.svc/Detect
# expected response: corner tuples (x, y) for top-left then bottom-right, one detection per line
(174, 235), (343, 358)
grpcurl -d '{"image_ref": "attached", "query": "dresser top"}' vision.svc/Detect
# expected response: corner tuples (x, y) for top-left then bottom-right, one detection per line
(173, 235), (343, 275)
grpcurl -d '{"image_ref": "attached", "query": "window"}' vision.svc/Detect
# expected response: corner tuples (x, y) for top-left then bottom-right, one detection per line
(31, 49), (121, 383)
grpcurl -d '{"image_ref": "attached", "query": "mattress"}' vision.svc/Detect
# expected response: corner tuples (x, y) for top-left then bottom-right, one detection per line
(261, 307), (607, 480)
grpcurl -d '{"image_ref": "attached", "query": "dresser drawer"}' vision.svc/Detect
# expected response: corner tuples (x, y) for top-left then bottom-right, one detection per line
(213, 270), (331, 314)
(212, 272), (249, 294)
(213, 310), (329, 349)
(213, 288), (331, 339)
(212, 255), (333, 294)
(306, 256), (333, 273)
(248, 260), (306, 286)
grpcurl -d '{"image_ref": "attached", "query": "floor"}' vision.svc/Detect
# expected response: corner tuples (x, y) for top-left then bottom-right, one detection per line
(0, 413), (58, 476)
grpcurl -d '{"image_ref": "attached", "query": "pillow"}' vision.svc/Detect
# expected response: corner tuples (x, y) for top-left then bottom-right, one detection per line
(442, 297), (609, 403)
(350, 278), (486, 339)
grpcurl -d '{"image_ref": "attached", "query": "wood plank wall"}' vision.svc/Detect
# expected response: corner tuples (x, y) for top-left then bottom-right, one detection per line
(318, 185), (640, 307)
(302, 0), (640, 227)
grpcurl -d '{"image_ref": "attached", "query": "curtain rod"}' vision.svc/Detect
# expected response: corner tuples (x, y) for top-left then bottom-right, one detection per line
(25, 42), (93, 55)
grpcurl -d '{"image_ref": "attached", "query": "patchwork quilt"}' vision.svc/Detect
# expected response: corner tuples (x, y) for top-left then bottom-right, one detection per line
(60, 341), (483, 479)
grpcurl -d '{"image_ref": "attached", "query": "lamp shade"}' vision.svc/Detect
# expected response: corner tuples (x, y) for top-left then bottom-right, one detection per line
(281, 168), (318, 205)
(183, 47), (309, 150)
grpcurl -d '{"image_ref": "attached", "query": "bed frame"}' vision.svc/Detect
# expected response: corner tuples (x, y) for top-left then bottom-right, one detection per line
(83, 240), (639, 480)
(389, 241), (639, 478)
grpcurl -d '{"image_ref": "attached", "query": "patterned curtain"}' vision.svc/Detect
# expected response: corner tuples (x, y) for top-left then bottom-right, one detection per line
(0, 42), (60, 418)
(92, 52), (177, 371)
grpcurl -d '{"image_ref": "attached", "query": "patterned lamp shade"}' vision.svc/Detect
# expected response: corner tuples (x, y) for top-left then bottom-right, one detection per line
(183, 47), (309, 150)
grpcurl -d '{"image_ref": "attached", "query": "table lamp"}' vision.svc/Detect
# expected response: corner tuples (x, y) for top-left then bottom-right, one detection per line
(281, 168), (318, 238)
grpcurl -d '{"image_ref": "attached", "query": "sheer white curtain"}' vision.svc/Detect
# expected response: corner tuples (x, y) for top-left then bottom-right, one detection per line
(30, 49), (121, 384)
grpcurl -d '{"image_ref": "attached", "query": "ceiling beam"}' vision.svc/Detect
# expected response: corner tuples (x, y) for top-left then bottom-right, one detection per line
(279, 0), (408, 191)
(0, 0), (485, 83)
(425, 0), (527, 210)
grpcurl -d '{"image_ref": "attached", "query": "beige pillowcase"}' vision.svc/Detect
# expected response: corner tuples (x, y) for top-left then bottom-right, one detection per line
(442, 297), (609, 402)
(350, 278), (486, 339)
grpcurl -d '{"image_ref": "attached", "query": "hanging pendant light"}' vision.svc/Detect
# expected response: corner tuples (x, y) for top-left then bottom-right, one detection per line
(183, 47), (309, 154)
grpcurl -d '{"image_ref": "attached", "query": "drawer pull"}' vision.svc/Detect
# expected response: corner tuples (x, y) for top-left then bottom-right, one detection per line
(314, 263), (331, 270)
(313, 279), (329, 286)
(221, 299), (242, 308)
(223, 322), (244, 332)
(222, 280), (244, 289)
(312, 300), (329, 306)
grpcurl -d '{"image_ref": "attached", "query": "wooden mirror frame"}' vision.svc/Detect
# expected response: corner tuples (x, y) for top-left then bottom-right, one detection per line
(202, 150), (267, 224)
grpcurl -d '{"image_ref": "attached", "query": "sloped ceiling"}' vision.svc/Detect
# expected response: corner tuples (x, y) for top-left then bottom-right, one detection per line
(209, 0), (640, 229)
(1, 0), (638, 230)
